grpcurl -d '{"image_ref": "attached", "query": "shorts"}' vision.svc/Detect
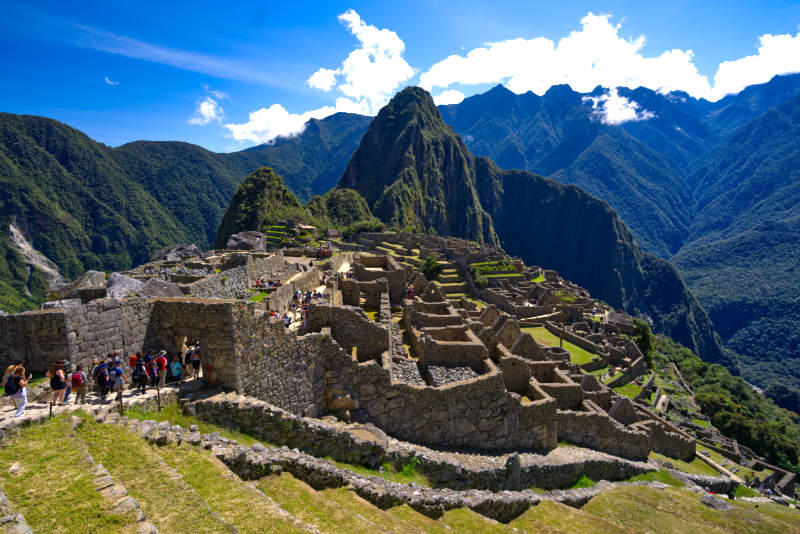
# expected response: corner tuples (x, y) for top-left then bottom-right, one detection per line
(191, 361), (200, 370)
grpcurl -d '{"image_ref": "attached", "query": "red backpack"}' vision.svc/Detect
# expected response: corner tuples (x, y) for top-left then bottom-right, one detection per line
(71, 371), (85, 388)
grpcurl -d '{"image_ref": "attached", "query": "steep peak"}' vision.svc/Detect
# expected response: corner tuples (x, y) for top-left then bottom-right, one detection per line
(378, 86), (445, 132)
(543, 84), (579, 102)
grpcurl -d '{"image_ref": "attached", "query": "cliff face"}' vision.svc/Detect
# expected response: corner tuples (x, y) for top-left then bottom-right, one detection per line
(338, 87), (732, 367)
(339, 87), (497, 244)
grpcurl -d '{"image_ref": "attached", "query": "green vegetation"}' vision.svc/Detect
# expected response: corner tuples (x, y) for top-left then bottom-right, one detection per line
(0, 416), (136, 532)
(693, 418), (710, 429)
(654, 335), (800, 472)
(249, 289), (268, 303)
(522, 326), (598, 366)
(570, 474), (595, 489)
(648, 450), (720, 477)
(470, 260), (516, 273)
(613, 382), (643, 399)
(420, 253), (443, 281)
(474, 274), (489, 289)
(530, 273), (545, 283)
(626, 469), (684, 487)
(124, 404), (263, 446)
(362, 306), (379, 322)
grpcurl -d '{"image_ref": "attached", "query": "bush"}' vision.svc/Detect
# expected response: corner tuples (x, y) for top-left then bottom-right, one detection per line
(420, 254), (442, 280)
(633, 318), (654, 367)
(474, 274), (489, 289)
(342, 219), (386, 240)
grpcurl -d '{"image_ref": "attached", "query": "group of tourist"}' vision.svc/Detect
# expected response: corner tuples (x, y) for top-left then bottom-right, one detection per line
(254, 277), (282, 289)
(2, 344), (203, 418)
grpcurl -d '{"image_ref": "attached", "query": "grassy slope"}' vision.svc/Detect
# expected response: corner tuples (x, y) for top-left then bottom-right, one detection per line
(522, 326), (598, 365)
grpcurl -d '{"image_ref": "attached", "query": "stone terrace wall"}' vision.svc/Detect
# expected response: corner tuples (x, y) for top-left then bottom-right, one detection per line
(267, 268), (321, 312)
(557, 404), (651, 460)
(233, 308), (327, 417)
(307, 304), (389, 362)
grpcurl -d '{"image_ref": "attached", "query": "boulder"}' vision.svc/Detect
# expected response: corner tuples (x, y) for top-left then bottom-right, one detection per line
(54, 270), (107, 302)
(700, 493), (733, 511)
(151, 244), (202, 262)
(106, 273), (145, 299)
(41, 299), (83, 310)
(226, 231), (266, 251)
(140, 278), (184, 298)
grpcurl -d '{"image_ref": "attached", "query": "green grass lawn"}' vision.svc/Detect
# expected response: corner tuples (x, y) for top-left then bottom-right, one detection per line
(693, 418), (709, 428)
(485, 273), (524, 278)
(649, 451), (720, 477)
(125, 405), (264, 446)
(522, 326), (599, 365)
(530, 273), (545, 283)
(249, 290), (268, 303)
(613, 382), (643, 399)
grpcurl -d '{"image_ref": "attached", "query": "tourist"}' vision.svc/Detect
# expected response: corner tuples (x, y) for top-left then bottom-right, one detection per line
(170, 355), (183, 383)
(283, 314), (291, 328)
(6, 366), (27, 418)
(156, 350), (168, 386)
(190, 350), (201, 380)
(132, 360), (148, 393)
(148, 357), (159, 387)
(2, 359), (23, 385)
(129, 352), (139, 371)
(71, 364), (89, 404)
(110, 360), (126, 395)
(94, 359), (110, 398)
(47, 360), (67, 406)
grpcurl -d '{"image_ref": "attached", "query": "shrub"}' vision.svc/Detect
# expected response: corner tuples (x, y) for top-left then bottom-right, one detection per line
(420, 254), (442, 280)
(474, 274), (489, 289)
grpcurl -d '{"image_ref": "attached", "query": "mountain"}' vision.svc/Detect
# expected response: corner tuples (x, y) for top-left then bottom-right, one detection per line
(236, 113), (371, 202)
(339, 87), (498, 244)
(339, 87), (731, 368)
(673, 93), (800, 392)
(439, 84), (694, 257)
(0, 111), (371, 311)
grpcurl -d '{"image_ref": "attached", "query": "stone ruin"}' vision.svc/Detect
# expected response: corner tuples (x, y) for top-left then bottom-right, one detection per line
(0, 237), (696, 468)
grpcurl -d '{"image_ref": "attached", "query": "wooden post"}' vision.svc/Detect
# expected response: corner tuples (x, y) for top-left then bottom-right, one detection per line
(118, 391), (124, 416)
(156, 384), (161, 412)
(49, 402), (53, 418)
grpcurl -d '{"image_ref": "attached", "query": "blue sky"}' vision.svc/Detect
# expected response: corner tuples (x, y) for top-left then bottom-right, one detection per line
(2, 0), (799, 152)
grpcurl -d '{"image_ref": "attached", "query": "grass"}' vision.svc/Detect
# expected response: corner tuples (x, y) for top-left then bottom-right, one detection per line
(626, 469), (684, 487)
(464, 297), (488, 309)
(485, 273), (524, 278)
(583, 485), (800, 533)
(76, 414), (232, 533)
(613, 382), (643, 399)
(522, 326), (599, 366)
(649, 450), (720, 477)
(604, 370), (625, 384)
(124, 404), (264, 446)
(693, 418), (710, 428)
(0, 415), (137, 532)
(734, 485), (760, 498)
(696, 445), (773, 481)
(249, 291), (268, 303)
(323, 456), (430, 487)
(159, 445), (307, 533)
(362, 306), (379, 322)
(510, 500), (636, 533)
(530, 273), (545, 283)
(570, 474), (596, 488)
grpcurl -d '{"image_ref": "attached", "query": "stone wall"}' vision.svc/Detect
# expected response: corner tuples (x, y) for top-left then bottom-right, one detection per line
(556, 403), (651, 460)
(0, 309), (72, 372)
(307, 304), (389, 362)
(267, 268), (321, 312)
(233, 308), (327, 416)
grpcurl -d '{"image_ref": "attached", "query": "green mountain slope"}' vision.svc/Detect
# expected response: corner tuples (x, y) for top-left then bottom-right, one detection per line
(339, 87), (497, 244)
(339, 87), (731, 367)
(673, 94), (800, 394)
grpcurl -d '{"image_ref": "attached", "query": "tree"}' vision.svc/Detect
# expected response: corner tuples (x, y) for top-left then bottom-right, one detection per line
(555, 290), (575, 348)
(633, 318), (654, 367)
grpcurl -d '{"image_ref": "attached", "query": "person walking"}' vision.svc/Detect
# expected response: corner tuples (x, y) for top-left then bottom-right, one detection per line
(94, 358), (110, 399)
(47, 361), (67, 406)
(190, 350), (201, 380)
(71, 364), (89, 404)
(109, 360), (127, 396)
(5, 366), (28, 418)
(156, 351), (168, 386)
(148, 358), (159, 387)
(132, 360), (148, 394)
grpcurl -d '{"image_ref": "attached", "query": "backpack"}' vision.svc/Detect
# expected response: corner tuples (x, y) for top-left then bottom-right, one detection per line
(72, 371), (85, 388)
(133, 364), (146, 380)
(3, 376), (19, 396)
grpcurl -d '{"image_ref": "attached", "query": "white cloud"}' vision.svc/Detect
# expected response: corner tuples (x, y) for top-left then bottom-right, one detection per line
(711, 32), (800, 99)
(307, 68), (338, 91)
(223, 104), (335, 143)
(305, 9), (415, 114)
(228, 9), (413, 144)
(189, 96), (225, 126)
(419, 13), (800, 101)
(433, 89), (465, 105)
(583, 88), (655, 124)
(104, 76), (119, 86)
